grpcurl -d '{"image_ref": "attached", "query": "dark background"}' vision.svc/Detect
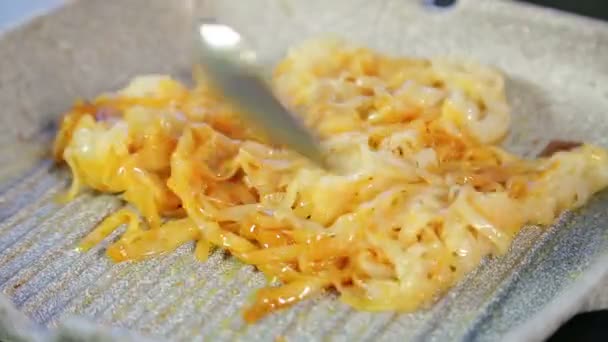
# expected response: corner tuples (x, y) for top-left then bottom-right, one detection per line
(520, 0), (608, 21)
(520, 1), (608, 341)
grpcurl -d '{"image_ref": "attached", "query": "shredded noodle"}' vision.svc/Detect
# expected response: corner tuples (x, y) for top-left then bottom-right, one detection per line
(53, 38), (608, 322)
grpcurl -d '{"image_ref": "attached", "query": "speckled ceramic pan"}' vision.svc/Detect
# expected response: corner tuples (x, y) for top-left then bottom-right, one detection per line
(0, 0), (607, 341)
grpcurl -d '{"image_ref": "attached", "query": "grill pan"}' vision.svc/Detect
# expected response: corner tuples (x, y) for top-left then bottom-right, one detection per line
(1, 1), (607, 341)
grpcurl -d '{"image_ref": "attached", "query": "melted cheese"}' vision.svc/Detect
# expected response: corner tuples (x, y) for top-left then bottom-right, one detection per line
(53, 38), (608, 322)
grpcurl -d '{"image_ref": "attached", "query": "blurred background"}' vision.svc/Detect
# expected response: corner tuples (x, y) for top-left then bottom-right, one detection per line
(0, 0), (606, 341)
(0, 0), (63, 32)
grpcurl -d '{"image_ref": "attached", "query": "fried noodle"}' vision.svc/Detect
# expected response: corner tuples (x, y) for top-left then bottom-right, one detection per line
(53, 39), (608, 322)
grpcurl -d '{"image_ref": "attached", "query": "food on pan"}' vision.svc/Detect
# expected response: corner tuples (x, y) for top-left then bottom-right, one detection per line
(53, 38), (608, 322)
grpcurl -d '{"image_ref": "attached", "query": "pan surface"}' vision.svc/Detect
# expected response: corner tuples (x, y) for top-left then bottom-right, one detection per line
(0, 1), (607, 341)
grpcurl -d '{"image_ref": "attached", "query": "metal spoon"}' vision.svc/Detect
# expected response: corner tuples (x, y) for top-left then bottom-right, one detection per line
(194, 19), (326, 168)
